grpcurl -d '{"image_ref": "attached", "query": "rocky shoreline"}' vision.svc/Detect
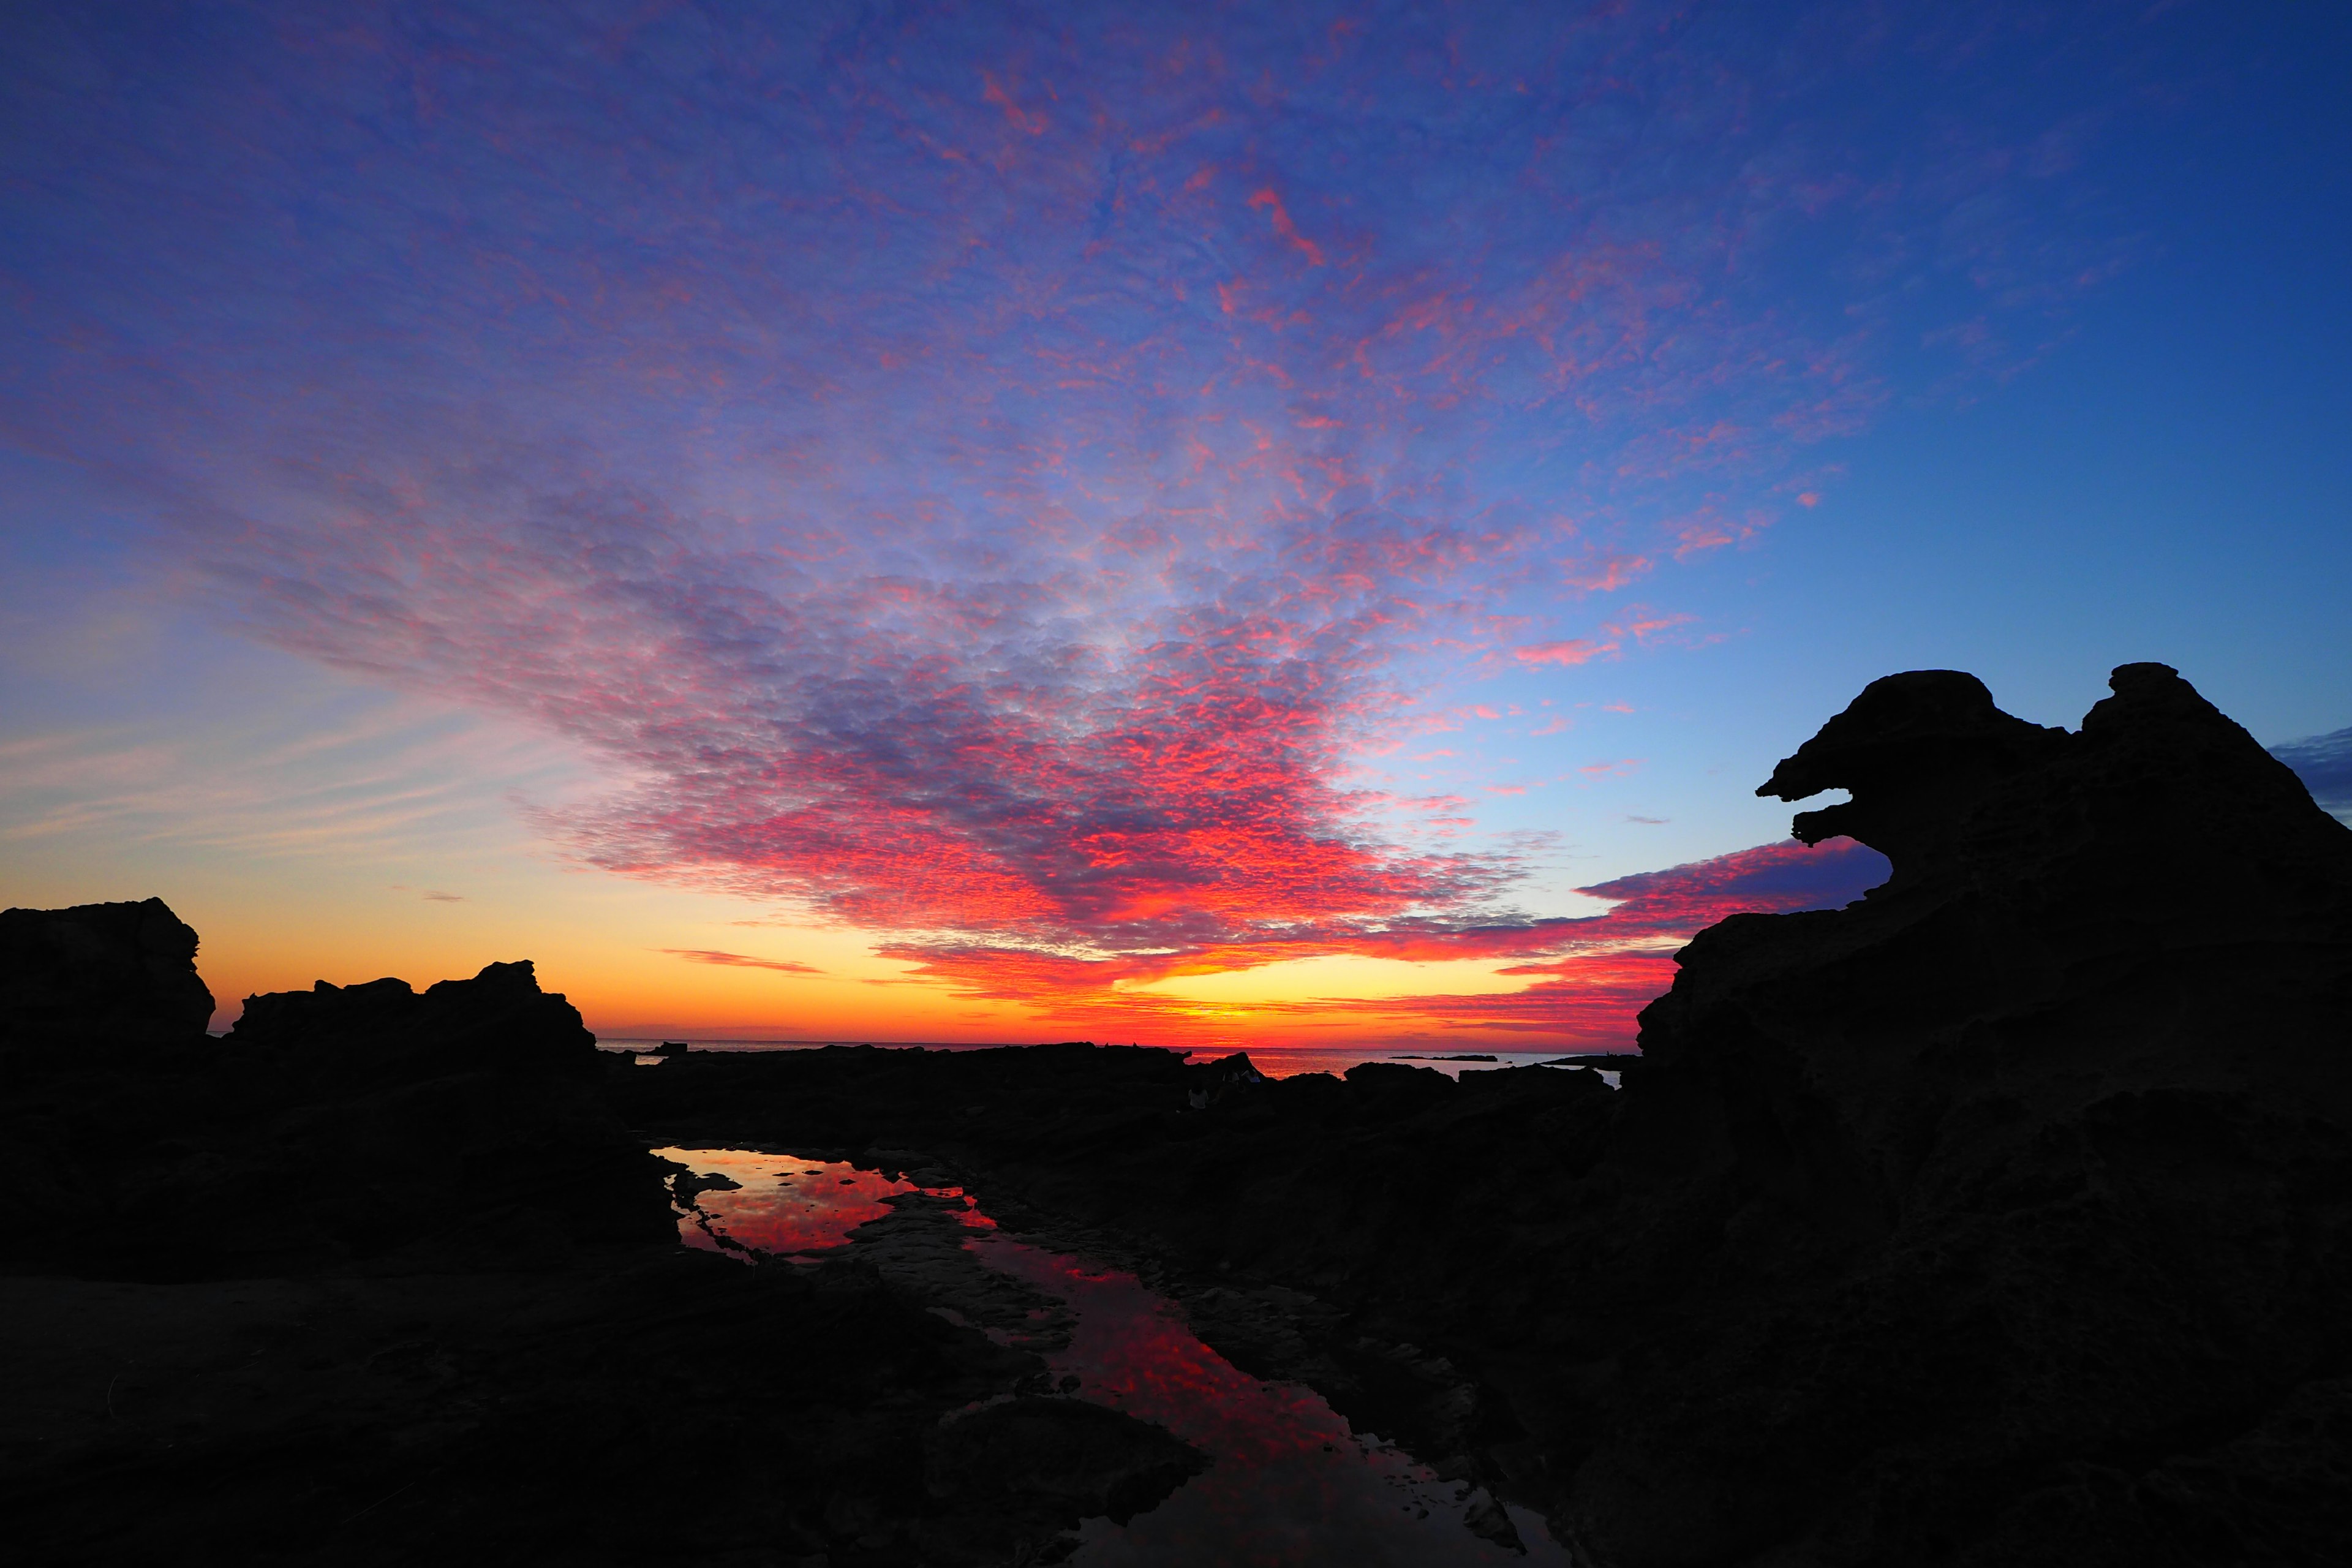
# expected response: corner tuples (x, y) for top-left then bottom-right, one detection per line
(7, 662), (2350, 1564)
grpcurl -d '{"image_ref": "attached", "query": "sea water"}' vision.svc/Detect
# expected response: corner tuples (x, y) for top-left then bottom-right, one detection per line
(612, 1039), (1623, 1086)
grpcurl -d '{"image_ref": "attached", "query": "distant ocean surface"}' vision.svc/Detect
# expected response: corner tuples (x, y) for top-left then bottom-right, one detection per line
(596, 1038), (1626, 1084)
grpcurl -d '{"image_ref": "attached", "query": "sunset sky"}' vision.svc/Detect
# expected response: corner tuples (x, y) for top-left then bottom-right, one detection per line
(5, 2), (2348, 1051)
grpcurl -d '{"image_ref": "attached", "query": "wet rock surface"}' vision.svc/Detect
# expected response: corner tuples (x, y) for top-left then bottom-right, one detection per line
(926, 1396), (1205, 1526)
(619, 665), (2352, 1566)
(0, 1247), (1196, 1566)
(843, 1190), (1079, 1351)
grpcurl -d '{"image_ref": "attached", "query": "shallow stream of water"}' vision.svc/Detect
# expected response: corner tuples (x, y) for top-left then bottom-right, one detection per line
(657, 1147), (1569, 1566)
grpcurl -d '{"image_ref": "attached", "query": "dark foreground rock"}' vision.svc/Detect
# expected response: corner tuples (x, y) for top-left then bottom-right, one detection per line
(927, 1396), (1205, 1526)
(0, 945), (1202, 1564)
(0, 897), (214, 1050)
(618, 664), (2352, 1566)
(0, 1246), (1199, 1566)
(1560, 664), (2352, 1564)
(0, 957), (674, 1275)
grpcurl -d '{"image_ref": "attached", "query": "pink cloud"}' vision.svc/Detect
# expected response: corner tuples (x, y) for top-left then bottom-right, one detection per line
(1514, 639), (1617, 667)
(1565, 554), (1651, 593)
(662, 949), (827, 976)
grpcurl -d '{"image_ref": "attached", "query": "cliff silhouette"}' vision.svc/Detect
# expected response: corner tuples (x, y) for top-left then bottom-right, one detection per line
(1566, 662), (2352, 1561)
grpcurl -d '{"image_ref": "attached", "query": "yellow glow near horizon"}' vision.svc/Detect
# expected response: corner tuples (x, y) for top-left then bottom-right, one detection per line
(1128, 952), (1533, 1005)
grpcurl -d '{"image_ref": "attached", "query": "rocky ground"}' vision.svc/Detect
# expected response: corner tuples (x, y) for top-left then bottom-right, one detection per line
(0, 1245), (1200, 1566)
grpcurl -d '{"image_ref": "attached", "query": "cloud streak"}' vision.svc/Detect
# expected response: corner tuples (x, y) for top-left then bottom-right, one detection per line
(662, 949), (827, 976)
(2276, 728), (2352, 818)
(873, 836), (1889, 1046)
(0, 2), (2146, 1006)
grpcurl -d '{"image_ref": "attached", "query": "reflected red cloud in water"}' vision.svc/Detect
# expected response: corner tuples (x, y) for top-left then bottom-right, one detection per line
(656, 1149), (919, 1258)
(971, 1233), (1550, 1562)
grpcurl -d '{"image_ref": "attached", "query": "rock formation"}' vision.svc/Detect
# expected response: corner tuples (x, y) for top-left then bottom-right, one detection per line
(0, 956), (673, 1275)
(1552, 662), (2352, 1562)
(4, 947), (1204, 1564)
(0, 896), (214, 1049)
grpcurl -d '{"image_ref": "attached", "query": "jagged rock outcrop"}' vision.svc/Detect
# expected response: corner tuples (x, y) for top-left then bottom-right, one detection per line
(4, 949), (1210, 1566)
(1568, 663), (2352, 1565)
(0, 956), (671, 1275)
(0, 896), (214, 1049)
(227, 959), (602, 1079)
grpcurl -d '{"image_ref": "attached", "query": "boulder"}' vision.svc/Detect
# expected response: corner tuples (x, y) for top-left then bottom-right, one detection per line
(0, 897), (214, 1049)
(226, 959), (599, 1084)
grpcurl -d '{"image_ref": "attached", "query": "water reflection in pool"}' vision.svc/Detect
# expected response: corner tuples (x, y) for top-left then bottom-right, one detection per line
(662, 1148), (1568, 1565)
(652, 1147), (941, 1257)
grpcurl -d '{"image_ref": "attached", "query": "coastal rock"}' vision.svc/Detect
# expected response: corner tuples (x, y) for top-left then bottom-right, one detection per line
(1, 955), (671, 1276)
(0, 896), (214, 1049)
(1567, 663), (2352, 1563)
(227, 959), (601, 1080)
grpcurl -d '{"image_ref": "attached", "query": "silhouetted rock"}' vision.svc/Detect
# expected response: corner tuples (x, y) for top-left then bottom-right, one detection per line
(225, 958), (607, 1091)
(1, 1242), (1200, 1567)
(0, 954), (670, 1275)
(2, 946), (1217, 1564)
(0, 896), (214, 1049)
(2272, 722), (2352, 818)
(1560, 663), (2352, 1563)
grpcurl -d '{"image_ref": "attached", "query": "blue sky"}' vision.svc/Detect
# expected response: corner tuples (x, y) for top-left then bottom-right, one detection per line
(3, 1), (2346, 1042)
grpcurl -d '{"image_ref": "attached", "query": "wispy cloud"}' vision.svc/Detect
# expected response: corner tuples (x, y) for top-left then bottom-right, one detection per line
(0, 2), (2145, 998)
(1515, 640), (1617, 668)
(0, 704), (574, 861)
(660, 949), (827, 976)
(2275, 728), (2352, 818)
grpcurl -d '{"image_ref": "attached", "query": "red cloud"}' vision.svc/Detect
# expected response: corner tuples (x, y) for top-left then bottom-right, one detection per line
(1287, 835), (1891, 1047)
(867, 837), (1889, 1049)
(1248, 189), (1327, 266)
